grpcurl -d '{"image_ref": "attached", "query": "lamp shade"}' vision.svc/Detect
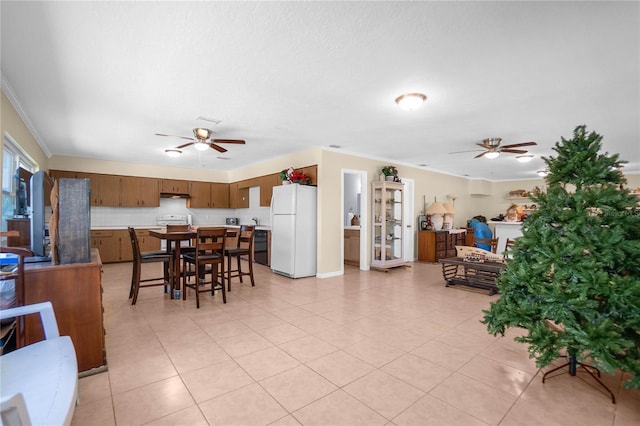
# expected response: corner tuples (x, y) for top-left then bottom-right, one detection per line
(442, 202), (456, 215)
(426, 202), (447, 215)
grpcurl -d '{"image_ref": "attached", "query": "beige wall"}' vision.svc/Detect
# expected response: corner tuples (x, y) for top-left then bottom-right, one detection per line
(1, 91), (49, 189)
(4, 87), (639, 276)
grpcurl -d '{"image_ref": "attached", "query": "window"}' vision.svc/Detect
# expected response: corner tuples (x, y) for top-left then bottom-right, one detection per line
(2, 135), (37, 232)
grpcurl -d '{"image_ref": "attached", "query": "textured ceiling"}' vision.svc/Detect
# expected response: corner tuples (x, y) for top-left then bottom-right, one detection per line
(1, 1), (638, 180)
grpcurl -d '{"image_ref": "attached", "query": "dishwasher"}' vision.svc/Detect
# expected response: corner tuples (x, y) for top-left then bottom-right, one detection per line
(254, 230), (268, 266)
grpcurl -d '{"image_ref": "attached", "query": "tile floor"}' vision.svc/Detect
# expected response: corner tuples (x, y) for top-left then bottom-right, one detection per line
(71, 261), (640, 426)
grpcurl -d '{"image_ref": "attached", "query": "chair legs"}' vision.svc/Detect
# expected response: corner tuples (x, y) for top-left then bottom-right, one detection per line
(182, 261), (227, 308)
(226, 254), (255, 291)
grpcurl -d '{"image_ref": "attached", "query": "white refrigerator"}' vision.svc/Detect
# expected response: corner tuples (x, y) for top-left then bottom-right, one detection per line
(270, 183), (317, 278)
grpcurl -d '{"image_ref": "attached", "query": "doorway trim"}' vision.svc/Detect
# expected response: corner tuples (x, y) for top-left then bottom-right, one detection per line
(342, 168), (369, 271)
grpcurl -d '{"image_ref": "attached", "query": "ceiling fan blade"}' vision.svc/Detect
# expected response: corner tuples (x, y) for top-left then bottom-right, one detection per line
(212, 139), (246, 144)
(448, 149), (484, 154)
(474, 151), (488, 159)
(501, 149), (528, 154)
(502, 141), (536, 149)
(175, 142), (195, 149)
(210, 143), (228, 153)
(155, 133), (195, 141)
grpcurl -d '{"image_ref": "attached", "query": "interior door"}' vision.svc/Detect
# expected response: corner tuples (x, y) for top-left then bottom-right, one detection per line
(402, 178), (415, 262)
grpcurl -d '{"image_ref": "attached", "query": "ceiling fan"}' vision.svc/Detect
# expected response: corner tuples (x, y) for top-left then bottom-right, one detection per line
(156, 127), (246, 153)
(449, 138), (537, 159)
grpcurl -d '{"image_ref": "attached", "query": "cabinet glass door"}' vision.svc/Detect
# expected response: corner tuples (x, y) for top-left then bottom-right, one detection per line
(371, 181), (405, 268)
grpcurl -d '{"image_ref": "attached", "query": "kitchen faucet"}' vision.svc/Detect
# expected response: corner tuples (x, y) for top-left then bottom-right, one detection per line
(252, 217), (259, 225)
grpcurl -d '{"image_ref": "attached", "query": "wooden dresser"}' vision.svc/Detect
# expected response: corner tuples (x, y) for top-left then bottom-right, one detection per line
(418, 230), (470, 262)
(22, 249), (106, 374)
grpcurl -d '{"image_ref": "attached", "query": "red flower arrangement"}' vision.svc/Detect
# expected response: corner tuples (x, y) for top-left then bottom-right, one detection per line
(280, 167), (311, 184)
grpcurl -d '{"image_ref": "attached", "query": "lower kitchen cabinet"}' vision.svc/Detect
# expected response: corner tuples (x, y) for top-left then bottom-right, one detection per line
(344, 228), (360, 266)
(91, 229), (158, 263)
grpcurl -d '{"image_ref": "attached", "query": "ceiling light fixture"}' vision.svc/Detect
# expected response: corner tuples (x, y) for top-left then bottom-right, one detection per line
(537, 169), (549, 177)
(485, 151), (500, 159)
(395, 93), (427, 111)
(164, 149), (182, 157)
(194, 141), (210, 151)
(516, 154), (534, 163)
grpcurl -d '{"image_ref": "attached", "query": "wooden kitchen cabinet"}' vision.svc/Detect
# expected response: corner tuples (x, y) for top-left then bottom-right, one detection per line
(86, 173), (121, 206)
(160, 179), (189, 194)
(229, 182), (239, 208)
(188, 181), (213, 208)
(418, 230), (467, 262)
(189, 181), (229, 208)
(299, 165), (318, 185)
(120, 176), (159, 207)
(22, 249), (106, 373)
(259, 174), (280, 206)
(238, 187), (250, 208)
(90, 229), (129, 263)
(211, 183), (229, 208)
(344, 228), (360, 266)
(119, 228), (159, 261)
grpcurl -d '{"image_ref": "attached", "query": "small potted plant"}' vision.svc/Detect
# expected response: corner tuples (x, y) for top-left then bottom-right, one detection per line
(381, 166), (398, 181)
(279, 167), (294, 184)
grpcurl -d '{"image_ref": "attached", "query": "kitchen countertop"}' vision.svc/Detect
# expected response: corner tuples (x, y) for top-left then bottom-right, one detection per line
(91, 225), (270, 230)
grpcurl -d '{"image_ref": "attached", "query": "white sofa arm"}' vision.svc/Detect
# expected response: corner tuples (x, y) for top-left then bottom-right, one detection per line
(0, 393), (31, 426)
(0, 301), (60, 339)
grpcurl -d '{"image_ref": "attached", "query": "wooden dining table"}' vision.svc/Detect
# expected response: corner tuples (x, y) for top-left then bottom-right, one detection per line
(149, 228), (197, 299)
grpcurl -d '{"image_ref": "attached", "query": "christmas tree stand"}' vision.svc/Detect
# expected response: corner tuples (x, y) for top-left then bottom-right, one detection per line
(542, 349), (615, 403)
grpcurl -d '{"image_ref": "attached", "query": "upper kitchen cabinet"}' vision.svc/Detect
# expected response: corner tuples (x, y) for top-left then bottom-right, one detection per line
(299, 165), (318, 185)
(259, 174), (280, 206)
(51, 170), (119, 206)
(82, 173), (121, 206)
(229, 182), (239, 208)
(211, 183), (229, 208)
(120, 176), (160, 207)
(160, 179), (189, 195)
(188, 181), (229, 208)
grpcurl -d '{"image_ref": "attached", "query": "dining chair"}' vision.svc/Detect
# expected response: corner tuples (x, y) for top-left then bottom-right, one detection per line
(223, 225), (255, 291)
(181, 227), (227, 308)
(474, 237), (499, 254)
(128, 227), (173, 305)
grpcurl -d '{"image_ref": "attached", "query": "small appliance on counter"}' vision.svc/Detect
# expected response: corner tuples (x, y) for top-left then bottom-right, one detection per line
(225, 218), (239, 225)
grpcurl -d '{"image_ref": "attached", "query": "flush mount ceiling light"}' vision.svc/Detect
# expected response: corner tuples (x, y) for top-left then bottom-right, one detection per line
(164, 149), (182, 157)
(537, 169), (549, 177)
(395, 93), (427, 111)
(516, 154), (534, 163)
(484, 151), (500, 159)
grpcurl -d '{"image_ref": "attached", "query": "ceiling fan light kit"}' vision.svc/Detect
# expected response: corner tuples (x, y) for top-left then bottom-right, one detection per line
(194, 141), (210, 151)
(395, 93), (427, 111)
(516, 154), (534, 163)
(484, 151), (500, 159)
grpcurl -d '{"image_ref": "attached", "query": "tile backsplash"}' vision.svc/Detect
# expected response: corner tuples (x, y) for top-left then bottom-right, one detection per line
(90, 186), (271, 227)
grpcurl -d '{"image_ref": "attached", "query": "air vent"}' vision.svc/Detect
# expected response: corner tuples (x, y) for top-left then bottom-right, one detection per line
(196, 116), (221, 124)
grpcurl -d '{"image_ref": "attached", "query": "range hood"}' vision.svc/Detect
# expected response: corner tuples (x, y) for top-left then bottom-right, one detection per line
(160, 192), (190, 199)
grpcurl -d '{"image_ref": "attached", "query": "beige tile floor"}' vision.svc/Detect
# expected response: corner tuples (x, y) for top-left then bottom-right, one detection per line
(71, 261), (640, 426)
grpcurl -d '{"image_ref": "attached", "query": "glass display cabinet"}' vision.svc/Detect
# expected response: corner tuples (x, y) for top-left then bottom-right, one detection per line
(371, 181), (405, 269)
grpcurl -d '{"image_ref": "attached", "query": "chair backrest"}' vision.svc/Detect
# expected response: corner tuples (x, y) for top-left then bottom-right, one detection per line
(127, 227), (141, 262)
(238, 225), (254, 251)
(195, 227), (226, 258)
(474, 237), (499, 253)
(505, 238), (516, 249)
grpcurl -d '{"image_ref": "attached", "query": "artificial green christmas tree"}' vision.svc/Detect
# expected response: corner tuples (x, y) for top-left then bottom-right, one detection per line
(483, 125), (640, 391)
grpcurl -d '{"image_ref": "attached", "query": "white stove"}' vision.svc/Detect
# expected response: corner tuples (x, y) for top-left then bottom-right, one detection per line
(156, 215), (190, 250)
(156, 214), (188, 226)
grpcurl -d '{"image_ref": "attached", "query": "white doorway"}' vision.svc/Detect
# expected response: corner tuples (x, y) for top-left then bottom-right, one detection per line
(401, 177), (415, 262)
(342, 169), (368, 271)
